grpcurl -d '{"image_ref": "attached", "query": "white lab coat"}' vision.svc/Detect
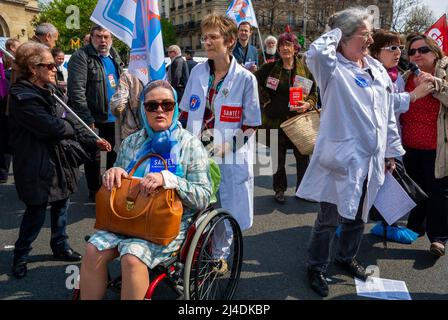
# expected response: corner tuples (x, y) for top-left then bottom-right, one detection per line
(179, 57), (261, 230)
(296, 29), (405, 222)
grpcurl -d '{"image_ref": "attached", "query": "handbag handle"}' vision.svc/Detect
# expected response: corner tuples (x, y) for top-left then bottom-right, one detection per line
(308, 104), (321, 115)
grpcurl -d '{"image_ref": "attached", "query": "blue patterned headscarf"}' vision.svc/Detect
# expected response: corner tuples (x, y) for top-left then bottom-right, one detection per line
(126, 80), (184, 177)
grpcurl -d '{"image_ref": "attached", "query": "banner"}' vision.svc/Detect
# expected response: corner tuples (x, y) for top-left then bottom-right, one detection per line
(91, 0), (166, 84)
(425, 14), (448, 55)
(226, 0), (259, 29)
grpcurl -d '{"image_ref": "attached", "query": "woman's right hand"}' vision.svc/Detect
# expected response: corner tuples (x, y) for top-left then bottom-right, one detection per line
(411, 80), (435, 102)
(102, 167), (128, 191)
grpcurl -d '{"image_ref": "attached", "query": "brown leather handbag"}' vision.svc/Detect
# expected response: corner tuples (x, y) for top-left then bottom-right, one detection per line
(94, 153), (183, 246)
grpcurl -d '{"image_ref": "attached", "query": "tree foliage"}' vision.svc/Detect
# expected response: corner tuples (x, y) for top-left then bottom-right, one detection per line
(161, 17), (177, 47)
(35, 0), (99, 53)
(403, 5), (435, 34)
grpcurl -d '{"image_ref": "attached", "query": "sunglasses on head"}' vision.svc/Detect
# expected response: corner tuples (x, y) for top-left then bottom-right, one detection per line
(144, 100), (175, 112)
(36, 62), (57, 70)
(381, 45), (405, 52)
(408, 46), (431, 56)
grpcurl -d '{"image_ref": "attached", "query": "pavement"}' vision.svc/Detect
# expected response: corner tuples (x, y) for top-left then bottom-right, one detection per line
(0, 149), (447, 300)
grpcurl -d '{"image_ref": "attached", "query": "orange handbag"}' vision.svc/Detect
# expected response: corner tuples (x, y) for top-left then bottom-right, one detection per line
(94, 153), (183, 246)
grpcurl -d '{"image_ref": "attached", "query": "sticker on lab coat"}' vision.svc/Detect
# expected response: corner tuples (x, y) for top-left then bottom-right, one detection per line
(355, 76), (369, 88)
(220, 105), (242, 122)
(266, 77), (280, 90)
(189, 95), (201, 111)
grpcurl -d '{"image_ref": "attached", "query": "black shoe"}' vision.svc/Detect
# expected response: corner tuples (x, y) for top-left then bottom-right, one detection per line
(335, 258), (372, 281)
(53, 248), (82, 262)
(274, 191), (285, 204)
(12, 261), (27, 279)
(307, 269), (329, 297)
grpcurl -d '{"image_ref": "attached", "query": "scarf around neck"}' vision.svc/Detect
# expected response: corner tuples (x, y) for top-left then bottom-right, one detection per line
(125, 83), (184, 178)
(387, 66), (399, 83)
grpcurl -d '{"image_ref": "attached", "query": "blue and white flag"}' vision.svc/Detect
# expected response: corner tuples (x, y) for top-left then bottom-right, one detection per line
(91, 0), (166, 84)
(226, 0), (259, 29)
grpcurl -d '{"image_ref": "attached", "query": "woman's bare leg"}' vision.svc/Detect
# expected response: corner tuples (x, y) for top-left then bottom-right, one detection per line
(79, 244), (119, 300)
(120, 254), (150, 300)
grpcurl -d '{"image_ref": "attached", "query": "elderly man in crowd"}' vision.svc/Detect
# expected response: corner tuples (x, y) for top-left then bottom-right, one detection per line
(30, 23), (59, 49)
(67, 25), (123, 201)
(166, 45), (189, 102)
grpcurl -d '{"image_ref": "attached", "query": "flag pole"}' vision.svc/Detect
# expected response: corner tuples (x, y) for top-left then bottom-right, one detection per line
(51, 92), (102, 141)
(0, 46), (15, 60)
(257, 28), (266, 64)
(251, 2), (266, 64)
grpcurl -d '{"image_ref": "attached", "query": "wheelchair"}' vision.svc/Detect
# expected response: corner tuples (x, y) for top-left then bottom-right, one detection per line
(73, 206), (243, 300)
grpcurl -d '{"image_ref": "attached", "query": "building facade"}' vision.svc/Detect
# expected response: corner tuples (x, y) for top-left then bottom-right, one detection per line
(0, 0), (40, 41)
(168, 0), (393, 55)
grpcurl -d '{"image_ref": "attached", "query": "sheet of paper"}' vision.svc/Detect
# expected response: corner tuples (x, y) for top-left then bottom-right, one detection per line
(373, 171), (416, 225)
(293, 75), (314, 96)
(355, 277), (412, 300)
(244, 61), (255, 69)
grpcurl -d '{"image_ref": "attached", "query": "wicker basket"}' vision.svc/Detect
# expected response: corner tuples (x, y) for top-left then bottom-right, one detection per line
(280, 109), (320, 155)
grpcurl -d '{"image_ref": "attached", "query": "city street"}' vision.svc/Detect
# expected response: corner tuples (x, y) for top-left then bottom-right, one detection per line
(0, 150), (447, 300)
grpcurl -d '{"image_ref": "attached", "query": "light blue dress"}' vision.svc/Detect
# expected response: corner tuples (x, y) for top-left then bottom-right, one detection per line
(88, 127), (212, 268)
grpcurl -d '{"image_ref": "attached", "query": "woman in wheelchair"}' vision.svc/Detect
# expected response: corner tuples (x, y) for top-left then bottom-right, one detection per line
(79, 80), (212, 300)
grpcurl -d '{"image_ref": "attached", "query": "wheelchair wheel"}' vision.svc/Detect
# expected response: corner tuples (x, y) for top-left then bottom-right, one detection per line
(183, 208), (243, 300)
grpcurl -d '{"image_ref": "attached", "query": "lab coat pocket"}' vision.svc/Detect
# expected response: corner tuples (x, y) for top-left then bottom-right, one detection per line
(316, 137), (356, 175)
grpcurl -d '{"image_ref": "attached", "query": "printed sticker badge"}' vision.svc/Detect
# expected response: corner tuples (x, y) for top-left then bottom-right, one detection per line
(220, 105), (242, 123)
(147, 155), (177, 174)
(355, 76), (369, 88)
(189, 95), (201, 111)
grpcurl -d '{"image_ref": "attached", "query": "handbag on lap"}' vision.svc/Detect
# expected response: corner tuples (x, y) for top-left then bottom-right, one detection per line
(95, 153), (183, 246)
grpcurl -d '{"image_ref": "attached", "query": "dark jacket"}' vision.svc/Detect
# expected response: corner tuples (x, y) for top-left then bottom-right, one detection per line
(9, 80), (98, 205)
(67, 44), (123, 125)
(233, 41), (259, 67)
(167, 56), (189, 101)
(186, 58), (198, 73)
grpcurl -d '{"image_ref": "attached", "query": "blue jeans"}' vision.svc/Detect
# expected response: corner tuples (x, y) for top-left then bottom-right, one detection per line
(14, 198), (70, 263)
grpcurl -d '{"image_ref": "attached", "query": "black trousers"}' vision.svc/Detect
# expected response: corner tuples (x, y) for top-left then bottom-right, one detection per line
(84, 122), (116, 193)
(273, 129), (309, 192)
(403, 147), (448, 244)
(14, 198), (70, 263)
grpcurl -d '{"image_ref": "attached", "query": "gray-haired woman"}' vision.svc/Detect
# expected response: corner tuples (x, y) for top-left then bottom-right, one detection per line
(296, 7), (405, 297)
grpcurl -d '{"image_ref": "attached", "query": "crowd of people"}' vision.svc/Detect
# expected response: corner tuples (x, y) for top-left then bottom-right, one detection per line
(0, 6), (446, 300)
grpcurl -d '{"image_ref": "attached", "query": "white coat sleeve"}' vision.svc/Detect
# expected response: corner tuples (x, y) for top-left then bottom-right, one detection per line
(386, 92), (406, 158)
(305, 28), (341, 94)
(392, 76), (411, 115)
(242, 73), (262, 126)
(392, 92), (411, 115)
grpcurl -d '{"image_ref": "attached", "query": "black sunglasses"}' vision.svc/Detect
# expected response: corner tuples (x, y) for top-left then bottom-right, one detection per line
(408, 46), (431, 56)
(144, 100), (175, 112)
(36, 63), (57, 70)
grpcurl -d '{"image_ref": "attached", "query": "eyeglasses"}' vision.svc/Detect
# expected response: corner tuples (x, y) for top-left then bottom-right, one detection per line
(144, 100), (175, 112)
(381, 45), (405, 52)
(36, 63), (57, 71)
(352, 31), (374, 40)
(200, 34), (222, 43)
(408, 46), (431, 56)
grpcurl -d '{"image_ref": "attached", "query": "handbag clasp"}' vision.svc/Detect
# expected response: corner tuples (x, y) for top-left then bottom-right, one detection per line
(126, 200), (135, 211)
